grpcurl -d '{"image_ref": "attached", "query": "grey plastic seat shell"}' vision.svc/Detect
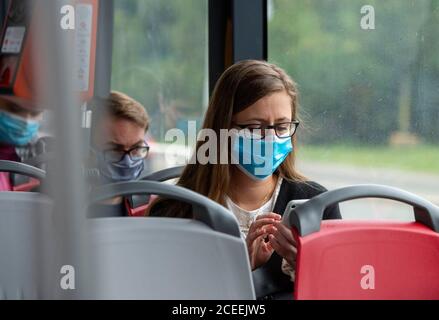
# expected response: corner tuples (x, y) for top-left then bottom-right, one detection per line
(0, 181), (255, 299)
(84, 217), (255, 299)
(0, 160), (46, 180)
(0, 192), (53, 299)
(86, 181), (255, 299)
(90, 181), (242, 237)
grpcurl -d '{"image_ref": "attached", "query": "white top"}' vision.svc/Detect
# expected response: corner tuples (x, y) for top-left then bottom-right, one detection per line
(225, 177), (283, 239)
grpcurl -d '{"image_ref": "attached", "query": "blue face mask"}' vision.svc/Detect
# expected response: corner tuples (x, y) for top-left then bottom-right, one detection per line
(0, 110), (40, 146)
(231, 133), (293, 180)
(95, 151), (145, 184)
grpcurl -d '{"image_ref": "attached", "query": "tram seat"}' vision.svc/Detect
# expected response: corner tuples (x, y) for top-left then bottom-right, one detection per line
(86, 217), (254, 299)
(0, 160), (46, 192)
(12, 137), (55, 192)
(0, 192), (53, 299)
(85, 181), (255, 299)
(283, 185), (439, 300)
(124, 165), (185, 216)
(89, 166), (184, 217)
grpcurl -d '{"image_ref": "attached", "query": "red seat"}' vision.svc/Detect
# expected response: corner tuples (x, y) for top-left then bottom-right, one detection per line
(293, 220), (439, 299)
(283, 184), (439, 300)
(13, 177), (41, 192)
(0, 160), (45, 192)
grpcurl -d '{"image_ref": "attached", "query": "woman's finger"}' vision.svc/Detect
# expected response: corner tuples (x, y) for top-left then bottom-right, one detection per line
(246, 227), (265, 247)
(255, 213), (281, 221)
(249, 218), (278, 232)
(272, 227), (294, 249)
(259, 235), (273, 254)
(269, 234), (297, 263)
(268, 234), (285, 256)
(273, 222), (296, 245)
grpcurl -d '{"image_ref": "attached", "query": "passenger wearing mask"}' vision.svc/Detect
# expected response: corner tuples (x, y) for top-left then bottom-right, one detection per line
(88, 90), (150, 216)
(150, 60), (341, 299)
(0, 96), (43, 191)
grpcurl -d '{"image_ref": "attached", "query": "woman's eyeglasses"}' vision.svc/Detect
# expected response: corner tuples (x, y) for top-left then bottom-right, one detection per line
(233, 120), (300, 139)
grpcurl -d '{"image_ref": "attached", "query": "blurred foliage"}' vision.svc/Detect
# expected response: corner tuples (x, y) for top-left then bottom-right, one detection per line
(112, 0), (438, 145)
(111, 0), (207, 140)
(269, 0), (439, 144)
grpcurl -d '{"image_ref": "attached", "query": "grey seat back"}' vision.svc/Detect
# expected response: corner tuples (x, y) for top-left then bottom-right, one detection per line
(85, 217), (255, 299)
(0, 180), (255, 300)
(0, 192), (53, 299)
(84, 181), (255, 299)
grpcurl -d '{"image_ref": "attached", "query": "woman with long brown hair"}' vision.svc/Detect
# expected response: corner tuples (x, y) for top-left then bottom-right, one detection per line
(149, 60), (340, 299)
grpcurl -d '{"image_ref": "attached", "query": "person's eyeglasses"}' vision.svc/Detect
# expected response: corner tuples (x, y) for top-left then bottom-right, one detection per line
(103, 144), (150, 163)
(233, 120), (300, 139)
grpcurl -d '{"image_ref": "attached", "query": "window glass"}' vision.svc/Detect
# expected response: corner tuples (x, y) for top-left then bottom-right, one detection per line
(112, 0), (208, 171)
(268, 0), (439, 219)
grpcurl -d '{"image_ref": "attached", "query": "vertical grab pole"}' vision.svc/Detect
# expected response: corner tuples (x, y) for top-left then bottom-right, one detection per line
(36, 0), (89, 299)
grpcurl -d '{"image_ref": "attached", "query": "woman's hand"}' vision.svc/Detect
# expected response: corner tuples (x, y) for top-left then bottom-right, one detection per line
(267, 221), (297, 267)
(246, 213), (281, 270)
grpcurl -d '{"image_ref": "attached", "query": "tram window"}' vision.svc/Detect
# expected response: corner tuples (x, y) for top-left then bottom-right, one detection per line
(111, 0), (208, 171)
(268, 0), (439, 219)
(338, 199), (413, 221)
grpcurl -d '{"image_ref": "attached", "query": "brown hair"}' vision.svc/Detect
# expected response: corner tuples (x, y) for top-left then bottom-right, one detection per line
(92, 90), (149, 132)
(151, 60), (305, 218)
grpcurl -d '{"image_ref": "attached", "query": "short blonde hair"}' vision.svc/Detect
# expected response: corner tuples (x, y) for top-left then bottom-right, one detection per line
(92, 91), (149, 131)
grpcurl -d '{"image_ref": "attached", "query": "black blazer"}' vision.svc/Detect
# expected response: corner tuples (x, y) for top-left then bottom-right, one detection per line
(252, 179), (341, 300)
